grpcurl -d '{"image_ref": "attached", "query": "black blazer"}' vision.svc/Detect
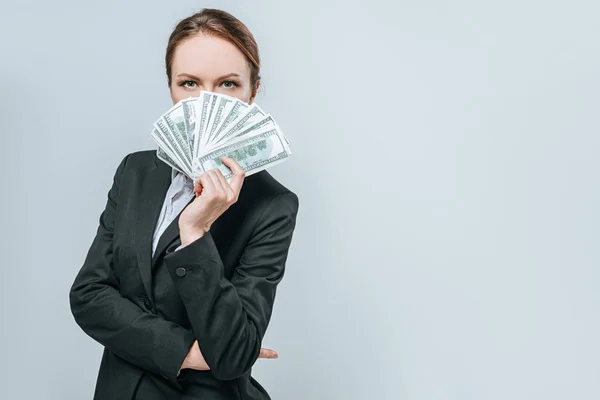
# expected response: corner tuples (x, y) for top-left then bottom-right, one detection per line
(69, 150), (299, 400)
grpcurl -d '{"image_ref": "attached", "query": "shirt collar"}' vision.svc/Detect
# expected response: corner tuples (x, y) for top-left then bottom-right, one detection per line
(171, 168), (194, 189)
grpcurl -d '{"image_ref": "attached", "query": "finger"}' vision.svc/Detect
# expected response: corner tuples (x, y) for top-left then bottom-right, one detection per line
(193, 178), (203, 197)
(207, 169), (227, 201)
(221, 156), (245, 194)
(198, 173), (216, 198)
(213, 168), (236, 203)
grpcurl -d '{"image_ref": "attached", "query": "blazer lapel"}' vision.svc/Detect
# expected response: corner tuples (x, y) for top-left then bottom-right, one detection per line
(150, 194), (195, 270)
(135, 155), (171, 303)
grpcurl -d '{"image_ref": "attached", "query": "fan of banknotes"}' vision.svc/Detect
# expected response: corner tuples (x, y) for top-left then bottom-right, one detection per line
(151, 91), (292, 181)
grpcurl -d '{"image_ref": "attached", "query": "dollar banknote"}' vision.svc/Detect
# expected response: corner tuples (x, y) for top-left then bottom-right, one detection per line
(192, 126), (290, 180)
(151, 91), (292, 182)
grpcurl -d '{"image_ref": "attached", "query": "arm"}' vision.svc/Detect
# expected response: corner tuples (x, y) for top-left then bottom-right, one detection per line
(164, 191), (299, 381)
(69, 154), (195, 390)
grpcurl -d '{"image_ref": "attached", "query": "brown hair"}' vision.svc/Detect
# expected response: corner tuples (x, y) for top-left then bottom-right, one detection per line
(165, 9), (261, 90)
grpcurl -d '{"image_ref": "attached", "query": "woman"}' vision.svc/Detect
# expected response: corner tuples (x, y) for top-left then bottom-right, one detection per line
(69, 8), (299, 400)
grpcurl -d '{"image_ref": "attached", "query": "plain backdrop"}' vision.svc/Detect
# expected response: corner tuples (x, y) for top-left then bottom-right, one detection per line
(1, 0), (599, 399)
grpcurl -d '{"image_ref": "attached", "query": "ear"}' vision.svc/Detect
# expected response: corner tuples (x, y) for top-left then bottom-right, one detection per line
(248, 79), (260, 104)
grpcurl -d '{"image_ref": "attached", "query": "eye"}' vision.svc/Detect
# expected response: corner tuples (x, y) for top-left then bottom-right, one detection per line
(179, 80), (197, 89)
(220, 80), (238, 89)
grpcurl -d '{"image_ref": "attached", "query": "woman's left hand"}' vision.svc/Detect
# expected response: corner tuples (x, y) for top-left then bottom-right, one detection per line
(182, 340), (279, 371)
(179, 156), (245, 246)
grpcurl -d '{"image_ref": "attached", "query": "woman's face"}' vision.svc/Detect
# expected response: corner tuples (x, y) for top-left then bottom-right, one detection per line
(169, 33), (257, 105)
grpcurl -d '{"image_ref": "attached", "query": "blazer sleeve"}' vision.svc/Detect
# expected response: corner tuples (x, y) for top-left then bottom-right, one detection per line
(69, 154), (195, 391)
(164, 191), (299, 381)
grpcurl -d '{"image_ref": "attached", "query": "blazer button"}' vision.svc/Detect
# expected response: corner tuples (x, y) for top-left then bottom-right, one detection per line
(175, 267), (187, 277)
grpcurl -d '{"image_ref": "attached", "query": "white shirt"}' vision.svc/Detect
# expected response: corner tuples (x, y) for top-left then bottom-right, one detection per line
(152, 169), (195, 257)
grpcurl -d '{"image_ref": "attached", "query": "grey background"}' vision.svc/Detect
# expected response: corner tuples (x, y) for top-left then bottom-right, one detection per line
(1, 0), (598, 399)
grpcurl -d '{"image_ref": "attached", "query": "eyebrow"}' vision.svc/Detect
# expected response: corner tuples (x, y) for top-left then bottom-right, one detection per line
(176, 72), (242, 81)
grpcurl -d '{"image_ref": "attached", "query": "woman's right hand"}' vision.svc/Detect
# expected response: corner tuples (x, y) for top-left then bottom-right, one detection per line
(181, 340), (278, 371)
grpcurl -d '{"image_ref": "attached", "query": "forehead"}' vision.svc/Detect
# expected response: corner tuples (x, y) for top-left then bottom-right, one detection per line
(171, 33), (249, 78)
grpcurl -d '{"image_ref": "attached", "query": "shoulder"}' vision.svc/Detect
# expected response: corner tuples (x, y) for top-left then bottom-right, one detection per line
(110, 150), (159, 183)
(117, 149), (157, 170)
(241, 170), (299, 214)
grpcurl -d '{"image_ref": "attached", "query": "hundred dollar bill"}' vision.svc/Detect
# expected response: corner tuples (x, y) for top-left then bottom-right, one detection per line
(154, 118), (193, 175)
(193, 91), (212, 158)
(152, 91), (292, 180)
(206, 94), (234, 148)
(211, 103), (265, 145)
(192, 126), (290, 181)
(219, 117), (292, 156)
(162, 102), (192, 151)
(199, 94), (219, 151)
(157, 147), (184, 174)
(207, 114), (275, 152)
(181, 97), (198, 154)
(151, 128), (191, 176)
(212, 98), (248, 142)
(274, 122), (291, 147)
